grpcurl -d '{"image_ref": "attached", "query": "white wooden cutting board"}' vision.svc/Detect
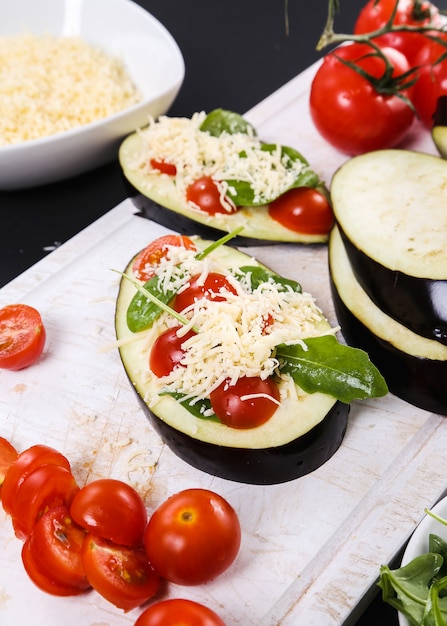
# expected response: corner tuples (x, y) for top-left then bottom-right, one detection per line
(0, 60), (444, 626)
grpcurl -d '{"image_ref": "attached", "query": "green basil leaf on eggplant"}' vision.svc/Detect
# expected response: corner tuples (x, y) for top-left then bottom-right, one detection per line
(161, 392), (219, 422)
(199, 108), (256, 137)
(126, 276), (177, 333)
(234, 266), (302, 293)
(276, 335), (388, 403)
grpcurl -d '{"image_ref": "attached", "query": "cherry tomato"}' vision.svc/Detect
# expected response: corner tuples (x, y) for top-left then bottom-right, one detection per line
(150, 158), (177, 176)
(144, 488), (241, 586)
(12, 464), (79, 540)
(149, 326), (197, 377)
(135, 599), (226, 626)
(186, 176), (237, 215)
(2, 444), (71, 516)
(210, 376), (280, 429)
(354, 0), (441, 65)
(412, 35), (447, 128)
(0, 437), (18, 492)
(172, 272), (238, 312)
(268, 187), (334, 235)
(23, 505), (90, 592)
(81, 534), (160, 612)
(310, 43), (415, 155)
(0, 304), (46, 370)
(70, 478), (147, 547)
(132, 235), (197, 282)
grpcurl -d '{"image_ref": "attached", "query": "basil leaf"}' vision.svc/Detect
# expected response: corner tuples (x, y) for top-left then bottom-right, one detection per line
(162, 392), (220, 422)
(199, 108), (256, 137)
(234, 266), (302, 293)
(126, 276), (176, 332)
(276, 335), (388, 403)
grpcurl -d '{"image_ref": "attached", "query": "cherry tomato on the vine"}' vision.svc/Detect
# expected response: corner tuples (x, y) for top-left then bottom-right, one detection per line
(412, 35), (447, 128)
(310, 42), (415, 155)
(186, 176), (237, 215)
(132, 235), (197, 282)
(0, 304), (46, 370)
(268, 187), (334, 235)
(354, 0), (441, 65)
(70, 478), (148, 547)
(210, 375), (280, 429)
(81, 534), (160, 612)
(172, 272), (238, 312)
(150, 158), (177, 176)
(134, 598), (226, 626)
(144, 488), (241, 586)
(149, 326), (197, 377)
(0, 437), (18, 492)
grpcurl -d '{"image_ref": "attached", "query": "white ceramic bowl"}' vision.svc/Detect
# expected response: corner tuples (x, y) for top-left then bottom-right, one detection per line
(398, 495), (447, 626)
(0, 0), (184, 190)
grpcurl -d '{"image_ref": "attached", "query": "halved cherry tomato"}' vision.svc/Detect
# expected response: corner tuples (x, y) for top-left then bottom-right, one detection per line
(0, 304), (46, 370)
(268, 187), (334, 235)
(210, 375), (280, 429)
(135, 599), (226, 626)
(70, 478), (147, 547)
(22, 538), (87, 597)
(186, 176), (237, 215)
(23, 505), (90, 592)
(12, 464), (79, 540)
(81, 534), (160, 612)
(172, 272), (238, 312)
(2, 444), (71, 516)
(0, 437), (18, 492)
(132, 235), (197, 282)
(149, 158), (177, 176)
(144, 488), (241, 586)
(149, 326), (197, 377)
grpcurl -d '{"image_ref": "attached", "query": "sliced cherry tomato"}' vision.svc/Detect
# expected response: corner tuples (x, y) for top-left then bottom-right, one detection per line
(412, 35), (447, 128)
(172, 272), (238, 312)
(135, 599), (226, 626)
(2, 444), (71, 516)
(268, 187), (334, 235)
(23, 505), (90, 592)
(210, 375), (280, 429)
(81, 534), (160, 612)
(186, 176), (237, 215)
(132, 235), (197, 282)
(310, 43), (415, 155)
(0, 437), (18, 492)
(354, 0), (441, 65)
(149, 326), (197, 377)
(70, 478), (147, 547)
(0, 304), (46, 370)
(144, 488), (241, 586)
(149, 158), (177, 176)
(12, 464), (79, 540)
(22, 538), (87, 597)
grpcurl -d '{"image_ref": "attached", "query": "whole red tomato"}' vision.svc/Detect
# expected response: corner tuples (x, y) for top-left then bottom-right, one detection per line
(412, 35), (447, 128)
(310, 42), (415, 155)
(354, 0), (441, 64)
(144, 488), (241, 586)
(134, 599), (226, 626)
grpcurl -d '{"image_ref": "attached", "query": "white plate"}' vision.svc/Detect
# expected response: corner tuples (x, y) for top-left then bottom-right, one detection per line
(398, 495), (447, 626)
(0, 0), (184, 189)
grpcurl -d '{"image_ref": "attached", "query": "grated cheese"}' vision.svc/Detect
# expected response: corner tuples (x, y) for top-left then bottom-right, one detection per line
(134, 112), (308, 206)
(0, 33), (142, 145)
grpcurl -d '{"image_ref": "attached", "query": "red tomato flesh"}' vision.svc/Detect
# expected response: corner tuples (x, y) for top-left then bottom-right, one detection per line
(172, 272), (238, 312)
(0, 437), (18, 493)
(144, 488), (241, 586)
(70, 478), (147, 547)
(132, 235), (196, 282)
(135, 598), (226, 626)
(412, 35), (447, 128)
(186, 176), (237, 215)
(268, 187), (334, 235)
(149, 158), (177, 176)
(0, 304), (46, 370)
(210, 375), (280, 429)
(149, 326), (197, 377)
(81, 534), (160, 612)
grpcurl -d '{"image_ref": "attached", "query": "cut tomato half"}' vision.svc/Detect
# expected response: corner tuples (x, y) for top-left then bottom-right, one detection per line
(0, 304), (46, 370)
(0, 437), (18, 493)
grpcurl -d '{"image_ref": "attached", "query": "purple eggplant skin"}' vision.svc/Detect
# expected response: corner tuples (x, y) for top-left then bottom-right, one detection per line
(338, 227), (447, 346)
(129, 386), (349, 485)
(329, 277), (447, 417)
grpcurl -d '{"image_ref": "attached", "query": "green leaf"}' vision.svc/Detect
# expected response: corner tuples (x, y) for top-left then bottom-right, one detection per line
(199, 108), (256, 137)
(276, 335), (388, 402)
(234, 265), (302, 293)
(161, 392), (219, 422)
(126, 275), (177, 333)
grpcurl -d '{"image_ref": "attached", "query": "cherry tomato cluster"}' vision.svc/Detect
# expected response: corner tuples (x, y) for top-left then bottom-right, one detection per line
(0, 436), (240, 625)
(310, 0), (447, 154)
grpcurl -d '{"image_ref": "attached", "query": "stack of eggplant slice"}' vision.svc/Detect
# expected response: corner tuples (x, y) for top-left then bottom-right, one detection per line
(328, 149), (447, 415)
